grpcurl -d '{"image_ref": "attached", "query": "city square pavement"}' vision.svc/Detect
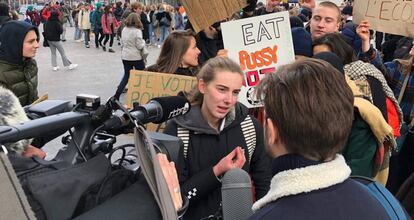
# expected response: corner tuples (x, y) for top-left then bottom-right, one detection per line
(35, 25), (161, 157)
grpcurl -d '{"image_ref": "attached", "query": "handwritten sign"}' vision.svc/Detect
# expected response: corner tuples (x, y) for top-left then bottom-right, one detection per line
(126, 71), (196, 131)
(221, 11), (295, 108)
(181, 0), (246, 33)
(126, 71), (197, 107)
(354, 0), (414, 37)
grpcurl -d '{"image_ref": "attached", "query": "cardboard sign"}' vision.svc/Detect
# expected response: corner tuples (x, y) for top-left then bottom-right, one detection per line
(221, 11), (295, 108)
(126, 71), (197, 131)
(353, 0), (414, 37)
(181, 0), (246, 33)
(126, 71), (197, 107)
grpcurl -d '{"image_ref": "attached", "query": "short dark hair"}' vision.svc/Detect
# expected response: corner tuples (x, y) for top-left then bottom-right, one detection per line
(257, 59), (354, 160)
(317, 1), (341, 23)
(312, 33), (356, 65)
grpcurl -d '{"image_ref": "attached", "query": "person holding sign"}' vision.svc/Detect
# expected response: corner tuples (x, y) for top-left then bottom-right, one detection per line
(146, 30), (200, 76)
(357, 20), (414, 193)
(114, 13), (146, 101)
(164, 57), (271, 220)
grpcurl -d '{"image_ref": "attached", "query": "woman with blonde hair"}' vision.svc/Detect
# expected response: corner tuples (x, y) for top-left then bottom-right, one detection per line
(114, 13), (145, 100)
(146, 30), (200, 76)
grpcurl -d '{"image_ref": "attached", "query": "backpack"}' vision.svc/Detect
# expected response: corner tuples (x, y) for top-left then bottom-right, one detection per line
(352, 176), (408, 220)
(159, 13), (170, 27)
(176, 115), (256, 163)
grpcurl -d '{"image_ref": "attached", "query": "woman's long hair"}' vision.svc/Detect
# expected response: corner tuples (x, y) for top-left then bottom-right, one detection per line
(312, 33), (357, 65)
(155, 30), (196, 73)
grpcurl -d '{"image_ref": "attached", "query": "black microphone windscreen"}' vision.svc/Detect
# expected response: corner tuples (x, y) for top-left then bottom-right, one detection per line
(150, 96), (191, 124)
(221, 168), (253, 220)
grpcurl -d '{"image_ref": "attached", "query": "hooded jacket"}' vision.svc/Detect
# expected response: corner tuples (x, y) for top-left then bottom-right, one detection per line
(44, 12), (63, 41)
(0, 21), (39, 106)
(164, 103), (271, 220)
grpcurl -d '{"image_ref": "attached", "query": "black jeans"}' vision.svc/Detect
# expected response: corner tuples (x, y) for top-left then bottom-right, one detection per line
(115, 59), (146, 99)
(94, 28), (105, 47)
(103, 33), (115, 47)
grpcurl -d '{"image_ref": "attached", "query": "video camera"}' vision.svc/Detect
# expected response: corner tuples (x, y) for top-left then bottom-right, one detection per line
(0, 94), (189, 167)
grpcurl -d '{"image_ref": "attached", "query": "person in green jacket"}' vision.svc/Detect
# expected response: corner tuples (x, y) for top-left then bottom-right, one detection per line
(90, 2), (105, 49)
(0, 21), (39, 106)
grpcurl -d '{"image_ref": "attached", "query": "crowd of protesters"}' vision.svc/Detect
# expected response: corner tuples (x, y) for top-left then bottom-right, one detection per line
(1, 0), (414, 219)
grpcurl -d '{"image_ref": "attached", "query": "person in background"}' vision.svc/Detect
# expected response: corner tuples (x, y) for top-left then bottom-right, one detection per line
(140, 5), (150, 45)
(44, 11), (78, 71)
(78, 3), (91, 48)
(72, 3), (82, 41)
(156, 4), (172, 45)
(0, 21), (39, 106)
(26, 5), (41, 27)
(309, 1), (341, 40)
(146, 30), (200, 76)
(101, 5), (120, 53)
(113, 1), (124, 45)
(291, 27), (312, 60)
(114, 13), (145, 101)
(164, 57), (271, 220)
(59, 2), (70, 42)
(90, 2), (105, 49)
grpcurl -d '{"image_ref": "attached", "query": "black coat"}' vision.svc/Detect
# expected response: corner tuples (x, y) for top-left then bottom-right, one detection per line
(44, 14), (63, 41)
(164, 103), (271, 220)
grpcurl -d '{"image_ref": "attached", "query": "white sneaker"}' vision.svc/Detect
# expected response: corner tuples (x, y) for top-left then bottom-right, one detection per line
(68, 64), (78, 70)
(52, 66), (60, 71)
(75, 39), (82, 43)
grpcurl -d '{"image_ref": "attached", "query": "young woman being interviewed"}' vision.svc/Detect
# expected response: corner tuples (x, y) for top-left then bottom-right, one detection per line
(164, 56), (271, 220)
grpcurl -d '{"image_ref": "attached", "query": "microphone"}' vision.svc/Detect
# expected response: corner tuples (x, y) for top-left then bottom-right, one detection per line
(130, 96), (191, 124)
(101, 96), (191, 130)
(221, 168), (253, 220)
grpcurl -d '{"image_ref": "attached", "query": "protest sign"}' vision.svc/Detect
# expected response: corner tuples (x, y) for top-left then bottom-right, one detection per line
(181, 0), (246, 33)
(354, 0), (414, 37)
(221, 11), (295, 108)
(126, 71), (197, 130)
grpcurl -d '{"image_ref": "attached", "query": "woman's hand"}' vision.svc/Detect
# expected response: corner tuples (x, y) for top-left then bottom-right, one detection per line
(356, 20), (371, 52)
(157, 153), (183, 211)
(213, 147), (246, 177)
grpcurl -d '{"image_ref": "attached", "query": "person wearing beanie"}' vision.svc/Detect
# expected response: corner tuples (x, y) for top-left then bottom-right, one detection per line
(90, 2), (105, 49)
(313, 51), (345, 75)
(241, 0), (257, 18)
(341, 5), (353, 23)
(291, 27), (312, 60)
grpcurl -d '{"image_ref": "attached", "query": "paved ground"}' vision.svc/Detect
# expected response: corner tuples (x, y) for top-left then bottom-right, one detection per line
(35, 25), (161, 158)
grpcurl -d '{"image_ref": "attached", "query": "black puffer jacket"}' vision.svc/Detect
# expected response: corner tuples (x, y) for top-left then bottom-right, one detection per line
(44, 12), (63, 41)
(164, 103), (271, 220)
(0, 21), (39, 106)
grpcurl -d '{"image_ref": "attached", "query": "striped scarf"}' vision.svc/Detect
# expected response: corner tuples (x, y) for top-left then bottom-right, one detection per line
(344, 60), (404, 124)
